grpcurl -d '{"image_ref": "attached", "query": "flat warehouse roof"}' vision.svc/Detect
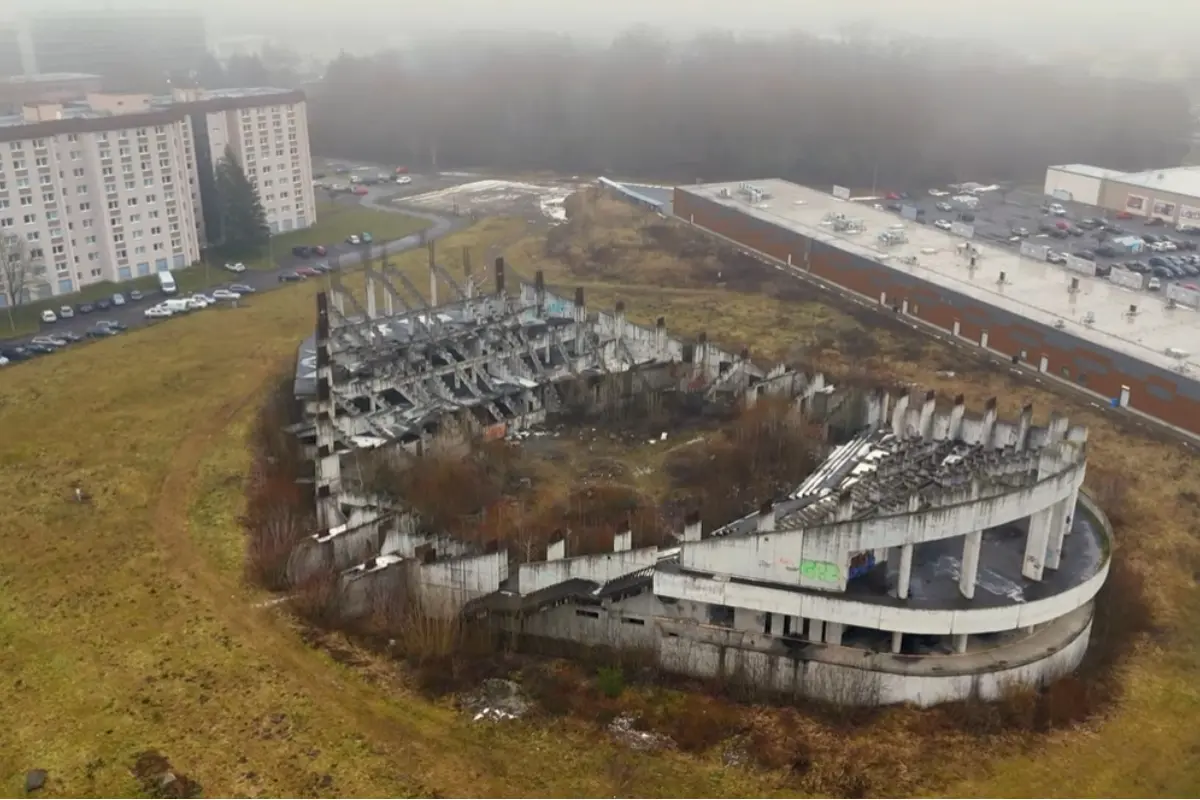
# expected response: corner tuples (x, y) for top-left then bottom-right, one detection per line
(681, 180), (1200, 375)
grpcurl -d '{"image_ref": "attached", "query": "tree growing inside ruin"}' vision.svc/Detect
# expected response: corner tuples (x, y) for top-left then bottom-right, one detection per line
(214, 146), (269, 257)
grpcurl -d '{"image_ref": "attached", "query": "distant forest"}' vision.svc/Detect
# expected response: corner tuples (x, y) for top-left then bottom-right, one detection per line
(277, 30), (1195, 188)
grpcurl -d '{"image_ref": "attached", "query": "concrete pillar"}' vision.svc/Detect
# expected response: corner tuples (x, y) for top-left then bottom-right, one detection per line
(948, 394), (966, 441)
(808, 619), (825, 643)
(897, 543), (914, 599)
(952, 320), (961, 337)
(1039, 355), (1049, 373)
(824, 622), (844, 646)
(953, 633), (969, 654)
(1022, 506), (1054, 580)
(1044, 491), (1075, 570)
(1119, 385), (1131, 408)
(366, 275), (376, 318)
(613, 528), (632, 553)
(383, 286), (394, 316)
(980, 330), (989, 349)
(979, 397), (998, 448)
(891, 393), (911, 438)
(614, 300), (627, 343)
(891, 630), (903, 654)
(654, 316), (667, 356)
(959, 531), (982, 599)
(682, 512), (702, 542)
(918, 390), (936, 440)
(756, 500), (775, 533)
(1015, 403), (1033, 450)
(547, 537), (566, 561)
(430, 264), (439, 307)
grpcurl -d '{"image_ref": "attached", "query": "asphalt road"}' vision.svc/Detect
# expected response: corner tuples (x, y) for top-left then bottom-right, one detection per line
(2, 189), (460, 353)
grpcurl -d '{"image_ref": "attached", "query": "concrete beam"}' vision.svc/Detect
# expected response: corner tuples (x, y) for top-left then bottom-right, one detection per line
(1044, 491), (1075, 570)
(824, 622), (844, 646)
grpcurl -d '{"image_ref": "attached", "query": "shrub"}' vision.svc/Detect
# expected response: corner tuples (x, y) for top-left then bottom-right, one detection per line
(597, 666), (626, 698)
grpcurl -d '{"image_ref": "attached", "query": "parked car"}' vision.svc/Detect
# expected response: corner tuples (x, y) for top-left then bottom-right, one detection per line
(94, 298), (112, 311)
(84, 325), (118, 338)
(1148, 277), (1162, 291)
(24, 341), (57, 354)
(59, 305), (75, 319)
(1095, 245), (1118, 258)
(312, 245), (327, 256)
(292, 245), (312, 258)
(311, 262), (332, 273)
(295, 266), (322, 278)
(352, 185), (369, 196)
(279, 271), (305, 282)
(40, 309), (57, 324)
(97, 320), (127, 331)
(0, 346), (34, 361)
(1115, 210), (1134, 219)
(228, 283), (255, 294)
(144, 305), (173, 319)
(1011, 226), (1030, 237)
(1073, 250), (1095, 261)
(129, 289), (144, 301)
(112, 293), (125, 306)
(225, 261), (247, 273)
(934, 219), (953, 230)
(345, 234), (361, 245)
(57, 331), (83, 343)
(76, 302), (95, 314)
(210, 288), (242, 300)
(31, 335), (68, 348)
(395, 175), (413, 185)
(1047, 251), (1067, 264)
(360, 232), (373, 244)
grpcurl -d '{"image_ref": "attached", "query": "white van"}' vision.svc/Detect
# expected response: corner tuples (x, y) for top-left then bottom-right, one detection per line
(162, 298), (191, 313)
(157, 270), (177, 295)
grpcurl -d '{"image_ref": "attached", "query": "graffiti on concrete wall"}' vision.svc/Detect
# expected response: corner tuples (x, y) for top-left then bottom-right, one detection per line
(799, 560), (839, 584)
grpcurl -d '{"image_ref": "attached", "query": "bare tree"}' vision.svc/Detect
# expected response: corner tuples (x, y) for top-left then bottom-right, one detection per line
(0, 232), (32, 319)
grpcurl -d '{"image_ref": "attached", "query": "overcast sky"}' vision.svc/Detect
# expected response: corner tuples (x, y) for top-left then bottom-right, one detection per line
(5, 0), (1196, 57)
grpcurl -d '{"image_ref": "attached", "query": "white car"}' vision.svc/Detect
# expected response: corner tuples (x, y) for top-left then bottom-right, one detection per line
(145, 305), (173, 319)
(934, 219), (953, 230)
(59, 305), (75, 319)
(1048, 204), (1067, 216)
(224, 261), (246, 273)
(346, 234), (361, 245)
(31, 335), (67, 347)
(0, 355), (8, 367)
(395, 175), (413, 185)
(210, 288), (241, 300)
(928, 188), (949, 197)
(1148, 277), (1162, 291)
(112, 293), (126, 306)
(185, 295), (211, 310)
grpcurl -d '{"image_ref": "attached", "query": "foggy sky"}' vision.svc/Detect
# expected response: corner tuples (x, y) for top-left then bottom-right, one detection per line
(5, 0), (1198, 57)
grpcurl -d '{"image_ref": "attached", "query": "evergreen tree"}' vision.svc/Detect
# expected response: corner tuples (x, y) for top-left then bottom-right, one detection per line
(214, 147), (269, 257)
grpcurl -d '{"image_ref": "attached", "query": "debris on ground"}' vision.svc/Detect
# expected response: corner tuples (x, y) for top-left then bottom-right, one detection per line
(130, 751), (202, 799)
(608, 714), (674, 752)
(462, 678), (530, 723)
(24, 769), (47, 794)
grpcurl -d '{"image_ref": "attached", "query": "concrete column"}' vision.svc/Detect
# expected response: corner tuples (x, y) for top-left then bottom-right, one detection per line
(366, 276), (376, 318)
(1119, 385), (1131, 408)
(613, 528), (632, 553)
(547, 537), (566, 561)
(891, 630), (903, 654)
(756, 500), (775, 532)
(891, 393), (911, 438)
(824, 622), (844, 646)
(918, 390), (936, 440)
(897, 543), (914, 599)
(682, 512), (702, 542)
(953, 633), (969, 654)
(948, 394), (966, 440)
(1044, 491), (1075, 570)
(1022, 506), (1054, 580)
(959, 531), (982, 599)
(808, 619), (825, 643)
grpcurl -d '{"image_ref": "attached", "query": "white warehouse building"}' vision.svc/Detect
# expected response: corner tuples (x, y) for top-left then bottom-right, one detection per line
(0, 86), (315, 306)
(284, 261), (1112, 708)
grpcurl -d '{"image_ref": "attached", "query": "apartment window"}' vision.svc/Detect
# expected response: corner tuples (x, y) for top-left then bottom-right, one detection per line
(101, 167), (113, 176)
(26, 231), (39, 241)
(158, 158), (170, 169)
(46, 211), (58, 221)
(28, 247), (43, 258)
(88, 252), (99, 261)
(8, 142), (21, 151)
(78, 202), (90, 211)
(144, 177), (154, 187)
(127, 197), (138, 206)
(16, 178), (30, 188)
(157, 142), (168, 153)
(81, 219), (93, 229)
(124, 180), (136, 190)
(42, 191), (56, 203)
(39, 175), (52, 185)
(0, 218), (11, 228)
(121, 164), (133, 175)
(150, 226), (161, 236)
(116, 248), (127, 259)
(152, 242), (163, 251)
(0, 180), (5, 190)
(135, 245), (146, 254)
(0, 199), (6, 209)
(113, 232), (124, 243)
(35, 157), (48, 167)
(12, 158), (25, 169)
(129, 213), (141, 223)
(148, 209), (159, 219)
(137, 144), (149, 154)
(131, 229), (143, 240)
(52, 244), (64, 255)
(67, 134), (78, 142)
(19, 195), (32, 206)
(22, 213), (36, 224)
(99, 149), (110, 159)
(72, 167), (85, 177)
(77, 184), (87, 195)
(85, 235), (97, 244)
(48, 227), (62, 238)
(119, 146), (130, 157)
(90, 268), (102, 277)
(264, 194), (274, 202)
(145, 193), (157, 203)
(107, 200), (119, 210)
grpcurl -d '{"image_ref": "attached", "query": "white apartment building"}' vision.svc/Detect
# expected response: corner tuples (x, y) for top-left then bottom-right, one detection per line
(0, 86), (314, 305)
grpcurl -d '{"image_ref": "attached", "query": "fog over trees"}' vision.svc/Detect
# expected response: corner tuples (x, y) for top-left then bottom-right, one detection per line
(306, 29), (1192, 189)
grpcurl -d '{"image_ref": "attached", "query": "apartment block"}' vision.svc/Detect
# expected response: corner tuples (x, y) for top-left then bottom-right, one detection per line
(0, 87), (314, 305)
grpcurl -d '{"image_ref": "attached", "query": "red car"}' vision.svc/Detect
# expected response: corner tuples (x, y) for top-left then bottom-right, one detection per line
(295, 266), (322, 278)
(1115, 210), (1134, 220)
(352, 185), (368, 195)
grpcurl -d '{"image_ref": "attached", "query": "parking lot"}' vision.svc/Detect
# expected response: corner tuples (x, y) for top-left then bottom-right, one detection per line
(862, 183), (1200, 295)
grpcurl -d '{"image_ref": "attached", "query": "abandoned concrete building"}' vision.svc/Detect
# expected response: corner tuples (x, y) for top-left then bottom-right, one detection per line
(286, 250), (1112, 707)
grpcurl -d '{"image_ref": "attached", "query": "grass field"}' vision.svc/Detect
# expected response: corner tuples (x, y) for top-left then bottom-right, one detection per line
(1, 191), (1199, 797)
(0, 200), (431, 338)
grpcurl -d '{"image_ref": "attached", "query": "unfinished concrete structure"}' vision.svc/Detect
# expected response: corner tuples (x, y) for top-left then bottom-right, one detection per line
(288, 246), (1111, 707)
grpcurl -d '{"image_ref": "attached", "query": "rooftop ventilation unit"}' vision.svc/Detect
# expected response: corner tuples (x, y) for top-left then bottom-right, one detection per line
(718, 187), (732, 198)
(1083, 311), (1096, 326)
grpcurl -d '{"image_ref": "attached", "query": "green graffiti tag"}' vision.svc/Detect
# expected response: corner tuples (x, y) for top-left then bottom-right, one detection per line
(799, 560), (840, 584)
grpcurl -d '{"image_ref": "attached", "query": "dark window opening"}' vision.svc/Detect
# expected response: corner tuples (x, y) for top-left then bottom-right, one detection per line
(707, 604), (735, 627)
(782, 614), (792, 636)
(575, 609), (599, 619)
(621, 617), (645, 626)
(762, 612), (773, 635)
